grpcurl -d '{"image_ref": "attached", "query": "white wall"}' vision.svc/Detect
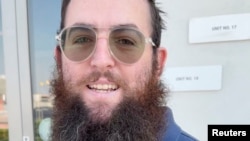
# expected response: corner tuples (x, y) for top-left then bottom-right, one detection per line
(160, 0), (250, 140)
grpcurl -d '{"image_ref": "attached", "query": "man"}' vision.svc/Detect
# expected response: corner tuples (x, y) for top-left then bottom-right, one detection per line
(50, 0), (197, 140)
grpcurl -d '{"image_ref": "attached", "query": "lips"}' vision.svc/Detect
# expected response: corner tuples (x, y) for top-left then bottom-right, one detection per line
(87, 84), (119, 92)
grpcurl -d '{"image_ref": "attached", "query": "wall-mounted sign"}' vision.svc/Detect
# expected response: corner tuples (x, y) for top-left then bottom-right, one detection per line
(164, 65), (222, 92)
(189, 13), (250, 43)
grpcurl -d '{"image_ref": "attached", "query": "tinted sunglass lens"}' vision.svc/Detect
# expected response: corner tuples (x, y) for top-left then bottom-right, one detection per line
(61, 27), (96, 61)
(109, 28), (145, 64)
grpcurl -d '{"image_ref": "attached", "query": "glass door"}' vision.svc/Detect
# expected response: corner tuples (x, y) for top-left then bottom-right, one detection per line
(27, 0), (61, 140)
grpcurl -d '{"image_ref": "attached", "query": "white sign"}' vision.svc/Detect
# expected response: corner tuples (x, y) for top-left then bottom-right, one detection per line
(189, 13), (250, 43)
(164, 65), (222, 92)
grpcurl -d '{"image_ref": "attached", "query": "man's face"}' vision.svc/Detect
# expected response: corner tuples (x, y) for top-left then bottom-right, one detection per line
(56, 0), (166, 122)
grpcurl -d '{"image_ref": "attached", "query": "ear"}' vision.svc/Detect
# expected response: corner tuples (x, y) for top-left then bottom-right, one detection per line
(54, 45), (62, 67)
(156, 47), (167, 77)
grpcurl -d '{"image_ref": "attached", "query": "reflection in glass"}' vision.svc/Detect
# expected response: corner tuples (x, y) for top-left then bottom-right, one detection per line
(28, 0), (61, 140)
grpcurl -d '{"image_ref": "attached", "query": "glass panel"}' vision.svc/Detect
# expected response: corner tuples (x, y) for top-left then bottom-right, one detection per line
(0, 1), (9, 140)
(27, 0), (61, 140)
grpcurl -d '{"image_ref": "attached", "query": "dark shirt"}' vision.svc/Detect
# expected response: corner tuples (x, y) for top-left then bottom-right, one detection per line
(162, 108), (199, 141)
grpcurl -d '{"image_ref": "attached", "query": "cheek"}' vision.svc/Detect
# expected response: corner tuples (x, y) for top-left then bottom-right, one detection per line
(123, 61), (153, 89)
(62, 60), (73, 81)
(61, 60), (86, 83)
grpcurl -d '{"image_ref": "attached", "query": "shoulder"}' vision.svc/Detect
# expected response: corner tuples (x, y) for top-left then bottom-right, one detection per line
(176, 130), (199, 141)
(162, 107), (199, 141)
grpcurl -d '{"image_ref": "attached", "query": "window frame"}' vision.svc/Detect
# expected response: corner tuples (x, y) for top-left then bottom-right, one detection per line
(1, 0), (34, 140)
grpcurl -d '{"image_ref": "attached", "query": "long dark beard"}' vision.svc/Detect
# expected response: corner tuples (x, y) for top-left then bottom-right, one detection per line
(50, 60), (169, 141)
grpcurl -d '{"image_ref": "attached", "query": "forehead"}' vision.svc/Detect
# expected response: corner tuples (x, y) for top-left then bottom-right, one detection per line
(65, 0), (152, 35)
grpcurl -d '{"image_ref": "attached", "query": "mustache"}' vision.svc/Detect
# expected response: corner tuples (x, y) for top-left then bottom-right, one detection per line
(75, 70), (128, 88)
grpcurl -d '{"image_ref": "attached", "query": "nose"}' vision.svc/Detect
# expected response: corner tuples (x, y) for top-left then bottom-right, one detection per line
(90, 38), (115, 69)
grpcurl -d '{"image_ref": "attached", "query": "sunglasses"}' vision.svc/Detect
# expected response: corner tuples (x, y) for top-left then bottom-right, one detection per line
(56, 25), (155, 64)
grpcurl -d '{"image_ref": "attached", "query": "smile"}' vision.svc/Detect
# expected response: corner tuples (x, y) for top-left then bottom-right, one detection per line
(87, 84), (119, 92)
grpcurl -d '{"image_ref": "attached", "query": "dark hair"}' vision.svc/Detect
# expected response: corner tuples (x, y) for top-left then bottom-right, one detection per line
(59, 0), (166, 50)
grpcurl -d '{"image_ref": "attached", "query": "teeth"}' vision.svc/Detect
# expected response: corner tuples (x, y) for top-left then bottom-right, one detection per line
(89, 84), (118, 91)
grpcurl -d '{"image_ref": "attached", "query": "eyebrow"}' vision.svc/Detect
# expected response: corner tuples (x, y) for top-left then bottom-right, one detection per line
(64, 23), (140, 38)
(72, 22), (139, 30)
